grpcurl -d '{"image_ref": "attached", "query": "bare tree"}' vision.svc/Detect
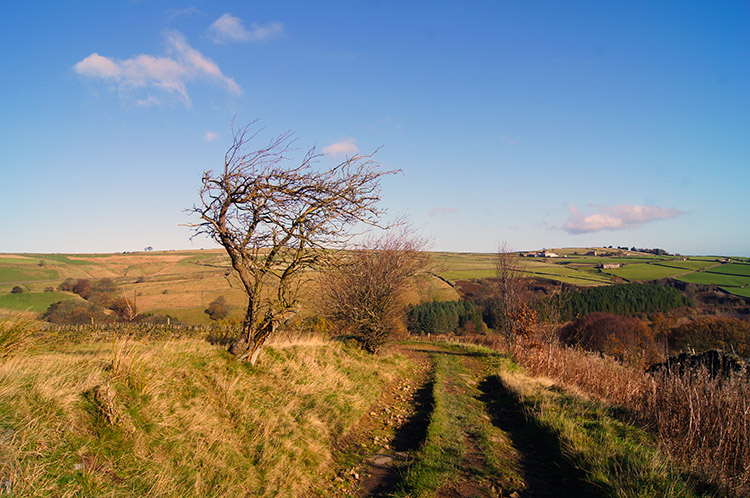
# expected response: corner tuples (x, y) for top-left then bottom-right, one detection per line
(489, 242), (529, 346)
(321, 229), (430, 353)
(189, 121), (397, 364)
(535, 284), (569, 372)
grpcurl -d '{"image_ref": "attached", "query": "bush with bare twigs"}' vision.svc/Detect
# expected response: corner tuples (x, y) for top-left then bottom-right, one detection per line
(321, 229), (429, 353)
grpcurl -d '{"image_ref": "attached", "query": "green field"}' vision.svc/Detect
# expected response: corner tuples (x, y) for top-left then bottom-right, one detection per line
(432, 248), (749, 298)
(706, 262), (750, 277)
(0, 291), (85, 313)
(677, 272), (750, 287)
(603, 263), (688, 282)
(653, 260), (718, 271)
(1, 247), (747, 322)
(0, 266), (60, 283)
(523, 265), (612, 285)
(723, 286), (750, 298)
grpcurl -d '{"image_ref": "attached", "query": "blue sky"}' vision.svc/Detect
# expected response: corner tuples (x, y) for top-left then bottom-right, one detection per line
(1, 1), (748, 256)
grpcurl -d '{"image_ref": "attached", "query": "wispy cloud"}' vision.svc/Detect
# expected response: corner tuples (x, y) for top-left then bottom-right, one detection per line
(74, 31), (240, 106)
(429, 207), (459, 217)
(208, 13), (284, 44)
(166, 6), (200, 20)
(136, 96), (161, 108)
(563, 204), (682, 234)
(322, 139), (359, 157)
(204, 131), (219, 142)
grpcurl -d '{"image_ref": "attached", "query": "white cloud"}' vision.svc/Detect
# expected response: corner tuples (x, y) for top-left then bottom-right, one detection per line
(74, 53), (121, 78)
(563, 204), (682, 234)
(166, 31), (240, 94)
(208, 13), (284, 44)
(74, 31), (240, 106)
(322, 139), (359, 157)
(204, 131), (219, 142)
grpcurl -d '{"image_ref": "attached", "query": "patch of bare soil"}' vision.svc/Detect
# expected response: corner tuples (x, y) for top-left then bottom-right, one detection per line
(433, 434), (500, 498)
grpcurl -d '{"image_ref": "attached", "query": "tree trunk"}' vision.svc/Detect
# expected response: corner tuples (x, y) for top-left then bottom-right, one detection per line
(229, 315), (275, 366)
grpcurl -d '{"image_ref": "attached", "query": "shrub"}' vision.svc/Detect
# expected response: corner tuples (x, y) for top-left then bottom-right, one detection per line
(559, 312), (659, 366)
(58, 278), (76, 292)
(110, 296), (137, 321)
(92, 278), (118, 294)
(205, 296), (229, 321)
(72, 279), (92, 299)
(670, 316), (750, 356)
(43, 300), (105, 324)
(321, 230), (429, 353)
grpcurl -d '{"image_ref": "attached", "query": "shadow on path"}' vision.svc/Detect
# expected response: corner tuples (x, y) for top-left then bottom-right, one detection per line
(362, 373), (435, 497)
(391, 376), (434, 453)
(478, 375), (604, 498)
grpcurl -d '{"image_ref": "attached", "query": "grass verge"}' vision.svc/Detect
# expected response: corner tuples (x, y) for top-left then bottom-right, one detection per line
(493, 370), (713, 497)
(0, 334), (411, 497)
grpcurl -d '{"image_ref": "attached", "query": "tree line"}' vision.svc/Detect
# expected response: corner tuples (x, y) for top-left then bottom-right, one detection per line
(551, 283), (691, 321)
(406, 300), (484, 336)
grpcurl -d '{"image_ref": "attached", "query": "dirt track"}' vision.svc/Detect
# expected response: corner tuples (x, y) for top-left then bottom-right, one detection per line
(311, 342), (604, 498)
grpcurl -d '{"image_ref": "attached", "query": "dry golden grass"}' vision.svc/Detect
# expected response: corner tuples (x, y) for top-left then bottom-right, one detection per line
(2, 249), (458, 325)
(0, 332), (412, 497)
(493, 369), (703, 498)
(497, 339), (749, 497)
(68, 254), (187, 265)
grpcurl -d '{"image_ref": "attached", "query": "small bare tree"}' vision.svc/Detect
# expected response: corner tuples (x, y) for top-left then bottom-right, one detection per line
(489, 242), (529, 346)
(535, 285), (570, 372)
(190, 121), (396, 364)
(321, 229), (429, 353)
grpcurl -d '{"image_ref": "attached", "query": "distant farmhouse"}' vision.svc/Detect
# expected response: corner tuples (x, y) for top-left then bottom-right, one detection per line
(599, 263), (622, 269)
(523, 250), (561, 258)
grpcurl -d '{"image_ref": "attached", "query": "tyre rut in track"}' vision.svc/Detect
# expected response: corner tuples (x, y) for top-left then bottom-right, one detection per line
(478, 374), (603, 498)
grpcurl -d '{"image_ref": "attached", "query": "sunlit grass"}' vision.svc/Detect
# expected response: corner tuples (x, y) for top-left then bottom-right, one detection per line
(0, 333), (411, 497)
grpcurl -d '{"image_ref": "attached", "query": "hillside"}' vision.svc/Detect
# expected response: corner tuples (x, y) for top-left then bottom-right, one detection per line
(0, 325), (720, 497)
(431, 247), (750, 297)
(1, 247), (749, 324)
(0, 250), (457, 324)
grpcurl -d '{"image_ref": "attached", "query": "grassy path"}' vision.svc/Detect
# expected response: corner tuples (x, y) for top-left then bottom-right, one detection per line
(317, 341), (720, 498)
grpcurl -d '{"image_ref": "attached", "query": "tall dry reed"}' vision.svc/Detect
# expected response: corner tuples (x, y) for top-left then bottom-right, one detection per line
(448, 333), (750, 497)
(0, 313), (35, 357)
